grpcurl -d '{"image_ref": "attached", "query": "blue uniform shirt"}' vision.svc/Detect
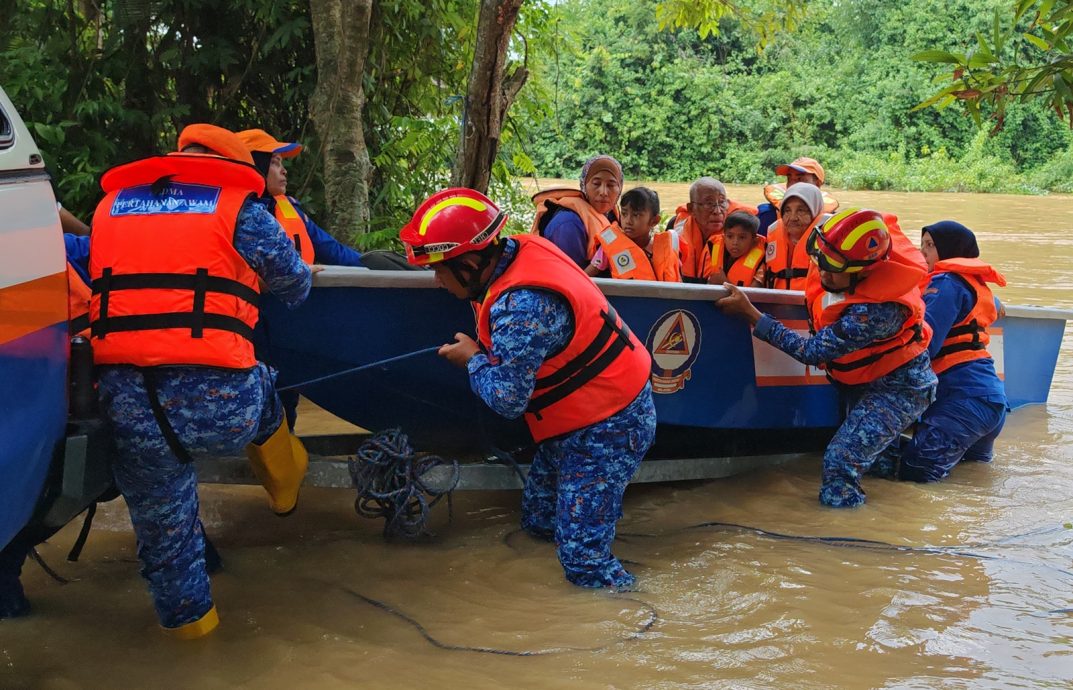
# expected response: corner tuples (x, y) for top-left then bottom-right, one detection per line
(64, 233), (91, 285)
(257, 196), (364, 267)
(923, 272), (1007, 401)
(754, 301), (937, 391)
(542, 209), (590, 268)
(466, 238), (572, 419)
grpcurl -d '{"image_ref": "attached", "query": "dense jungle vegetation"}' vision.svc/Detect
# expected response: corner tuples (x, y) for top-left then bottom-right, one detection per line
(1, 0), (1071, 248)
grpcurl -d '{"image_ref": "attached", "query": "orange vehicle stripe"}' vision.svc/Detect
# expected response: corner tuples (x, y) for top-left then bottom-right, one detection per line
(0, 272), (69, 346)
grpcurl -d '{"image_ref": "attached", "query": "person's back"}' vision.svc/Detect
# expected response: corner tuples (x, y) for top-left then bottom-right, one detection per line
(89, 124), (312, 639)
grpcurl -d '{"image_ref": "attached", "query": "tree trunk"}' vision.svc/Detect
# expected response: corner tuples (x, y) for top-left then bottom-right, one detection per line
(308, 0), (374, 243)
(452, 0), (528, 193)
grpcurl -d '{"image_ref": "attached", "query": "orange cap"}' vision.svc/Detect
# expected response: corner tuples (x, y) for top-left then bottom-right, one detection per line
(775, 156), (825, 185)
(176, 124), (254, 165)
(236, 129), (303, 158)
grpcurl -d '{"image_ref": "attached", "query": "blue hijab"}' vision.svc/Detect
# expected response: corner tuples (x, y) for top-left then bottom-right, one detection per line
(922, 220), (979, 260)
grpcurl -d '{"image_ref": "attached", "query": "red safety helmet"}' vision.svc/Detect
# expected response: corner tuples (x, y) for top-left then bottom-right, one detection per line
(399, 188), (507, 266)
(807, 208), (891, 274)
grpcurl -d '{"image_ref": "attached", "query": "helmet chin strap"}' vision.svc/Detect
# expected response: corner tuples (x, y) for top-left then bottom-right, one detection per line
(822, 272), (862, 295)
(446, 242), (503, 301)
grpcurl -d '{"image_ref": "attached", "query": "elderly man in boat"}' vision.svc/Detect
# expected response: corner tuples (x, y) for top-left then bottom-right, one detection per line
(400, 187), (655, 589)
(718, 208), (938, 507)
(667, 177), (757, 284)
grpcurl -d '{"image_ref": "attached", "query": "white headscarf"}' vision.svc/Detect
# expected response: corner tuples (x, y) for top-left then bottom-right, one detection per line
(781, 182), (824, 219)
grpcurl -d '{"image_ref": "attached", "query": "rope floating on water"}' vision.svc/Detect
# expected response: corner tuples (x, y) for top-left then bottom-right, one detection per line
(348, 429), (460, 540)
(344, 586), (658, 656)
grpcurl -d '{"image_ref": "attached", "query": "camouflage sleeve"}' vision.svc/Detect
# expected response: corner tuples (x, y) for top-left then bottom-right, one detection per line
(753, 302), (910, 366)
(233, 199), (311, 308)
(466, 289), (572, 419)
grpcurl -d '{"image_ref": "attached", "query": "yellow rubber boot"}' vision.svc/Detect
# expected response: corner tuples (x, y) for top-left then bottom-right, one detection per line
(245, 421), (308, 515)
(164, 605), (219, 640)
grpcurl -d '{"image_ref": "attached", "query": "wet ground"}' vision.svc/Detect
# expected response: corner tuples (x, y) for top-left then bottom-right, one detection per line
(3, 185), (1073, 689)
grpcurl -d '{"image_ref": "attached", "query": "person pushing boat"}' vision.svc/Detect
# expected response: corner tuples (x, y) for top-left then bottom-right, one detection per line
(400, 187), (656, 588)
(718, 208), (938, 507)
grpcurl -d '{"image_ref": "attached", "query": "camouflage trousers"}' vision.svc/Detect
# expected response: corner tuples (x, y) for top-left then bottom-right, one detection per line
(98, 363), (283, 629)
(521, 384), (656, 588)
(821, 381), (935, 508)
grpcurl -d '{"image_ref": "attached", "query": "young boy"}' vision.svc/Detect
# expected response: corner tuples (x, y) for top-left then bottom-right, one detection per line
(586, 187), (682, 282)
(708, 211), (766, 287)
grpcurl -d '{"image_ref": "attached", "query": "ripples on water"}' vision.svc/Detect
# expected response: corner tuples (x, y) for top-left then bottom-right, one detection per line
(4, 186), (1073, 689)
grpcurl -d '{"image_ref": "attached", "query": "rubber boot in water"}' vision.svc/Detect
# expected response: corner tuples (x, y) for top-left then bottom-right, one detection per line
(244, 421), (308, 516)
(163, 605), (219, 640)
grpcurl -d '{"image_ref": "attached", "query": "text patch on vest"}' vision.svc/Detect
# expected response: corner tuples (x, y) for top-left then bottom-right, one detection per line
(111, 183), (222, 217)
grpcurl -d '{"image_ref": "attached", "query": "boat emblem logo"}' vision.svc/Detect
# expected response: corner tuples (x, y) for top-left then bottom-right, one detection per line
(646, 309), (701, 394)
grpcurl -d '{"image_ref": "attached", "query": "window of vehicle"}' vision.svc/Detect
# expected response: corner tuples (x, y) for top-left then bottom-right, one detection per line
(0, 106), (13, 150)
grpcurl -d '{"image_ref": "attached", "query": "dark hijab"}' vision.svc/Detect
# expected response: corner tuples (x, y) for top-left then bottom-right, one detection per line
(922, 220), (979, 260)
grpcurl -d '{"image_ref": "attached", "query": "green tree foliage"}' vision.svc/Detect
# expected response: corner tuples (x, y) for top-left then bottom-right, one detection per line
(527, 0), (1073, 192)
(0, 0), (542, 246)
(914, 0), (1073, 130)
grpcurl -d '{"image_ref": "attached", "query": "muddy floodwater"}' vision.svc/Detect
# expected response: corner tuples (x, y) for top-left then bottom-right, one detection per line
(4, 183), (1073, 689)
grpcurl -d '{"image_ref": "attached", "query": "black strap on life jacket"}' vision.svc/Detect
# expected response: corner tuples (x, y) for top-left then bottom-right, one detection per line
(936, 318), (986, 358)
(293, 233), (303, 255)
(90, 267), (259, 341)
(826, 321), (925, 373)
(769, 266), (809, 289)
(68, 313), (91, 335)
(527, 305), (635, 416)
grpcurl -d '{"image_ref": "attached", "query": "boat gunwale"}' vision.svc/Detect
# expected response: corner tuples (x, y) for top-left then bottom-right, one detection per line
(311, 267), (1073, 319)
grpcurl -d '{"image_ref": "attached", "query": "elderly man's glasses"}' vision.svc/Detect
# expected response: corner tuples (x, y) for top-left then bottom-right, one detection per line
(692, 199), (728, 211)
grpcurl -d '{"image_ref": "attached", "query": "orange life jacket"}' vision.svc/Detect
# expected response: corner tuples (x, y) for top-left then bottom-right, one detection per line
(67, 262), (91, 336)
(475, 235), (652, 442)
(805, 216), (931, 385)
(763, 183), (840, 214)
(531, 188), (617, 262)
(710, 234), (766, 286)
(597, 226), (682, 282)
(925, 257), (1007, 375)
(89, 153), (265, 369)
(764, 218), (818, 291)
(669, 201), (757, 281)
(274, 195), (314, 264)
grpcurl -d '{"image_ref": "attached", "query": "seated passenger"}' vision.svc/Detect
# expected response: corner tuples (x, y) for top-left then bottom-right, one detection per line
(670, 178), (756, 283)
(532, 155), (623, 268)
(586, 187), (682, 282)
(708, 211), (765, 287)
(765, 183), (825, 291)
(758, 156), (839, 232)
(237, 129), (363, 267)
(894, 221), (1008, 482)
(718, 209), (937, 507)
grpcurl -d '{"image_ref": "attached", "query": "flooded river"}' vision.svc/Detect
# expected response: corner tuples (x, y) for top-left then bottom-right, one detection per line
(4, 183), (1073, 688)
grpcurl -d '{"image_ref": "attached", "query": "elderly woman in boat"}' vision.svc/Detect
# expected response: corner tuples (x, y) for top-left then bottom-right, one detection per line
(531, 155), (623, 268)
(764, 182), (826, 291)
(719, 208), (937, 507)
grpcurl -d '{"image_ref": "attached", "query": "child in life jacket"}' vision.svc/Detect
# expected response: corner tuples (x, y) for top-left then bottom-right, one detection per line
(586, 187), (682, 282)
(708, 211), (766, 287)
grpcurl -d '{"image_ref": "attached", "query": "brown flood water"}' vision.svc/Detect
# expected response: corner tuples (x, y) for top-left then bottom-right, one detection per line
(5, 184), (1073, 689)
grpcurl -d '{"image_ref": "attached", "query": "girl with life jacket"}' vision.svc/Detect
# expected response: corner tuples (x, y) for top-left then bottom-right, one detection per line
(718, 208), (938, 508)
(531, 155), (623, 268)
(886, 221), (1008, 483)
(585, 187), (683, 282)
(764, 183), (826, 291)
(707, 211), (766, 287)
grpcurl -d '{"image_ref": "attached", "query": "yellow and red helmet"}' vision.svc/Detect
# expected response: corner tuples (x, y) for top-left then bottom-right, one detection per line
(807, 208), (890, 273)
(399, 188), (506, 266)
